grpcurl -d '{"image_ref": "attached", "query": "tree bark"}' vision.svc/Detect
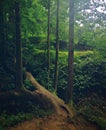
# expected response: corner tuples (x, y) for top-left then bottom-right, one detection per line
(47, 0), (51, 89)
(0, 3), (6, 88)
(53, 0), (60, 92)
(0, 2), (6, 64)
(0, 4), (4, 62)
(15, 1), (23, 89)
(65, 0), (74, 104)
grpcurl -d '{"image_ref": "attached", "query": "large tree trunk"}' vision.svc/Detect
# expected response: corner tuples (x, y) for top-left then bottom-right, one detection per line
(0, 2), (7, 88)
(0, 3), (5, 64)
(15, 1), (23, 89)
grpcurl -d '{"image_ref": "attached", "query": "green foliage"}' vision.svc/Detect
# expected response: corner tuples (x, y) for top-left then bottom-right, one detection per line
(21, 0), (47, 38)
(1, 0), (106, 92)
(0, 112), (34, 129)
(0, 1), (105, 129)
(93, 117), (106, 130)
(93, 32), (106, 56)
(0, 61), (15, 91)
(32, 105), (54, 118)
(24, 79), (36, 91)
(76, 94), (106, 130)
(0, 105), (54, 129)
(74, 52), (106, 101)
(23, 47), (106, 101)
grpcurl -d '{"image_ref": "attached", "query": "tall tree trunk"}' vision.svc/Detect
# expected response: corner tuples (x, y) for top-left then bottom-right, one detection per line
(53, 0), (60, 92)
(0, 2), (7, 65)
(47, 0), (51, 89)
(0, 4), (5, 63)
(0, 3), (5, 88)
(65, 0), (74, 104)
(15, 1), (23, 89)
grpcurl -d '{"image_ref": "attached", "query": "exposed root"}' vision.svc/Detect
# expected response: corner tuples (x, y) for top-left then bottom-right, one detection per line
(26, 72), (74, 117)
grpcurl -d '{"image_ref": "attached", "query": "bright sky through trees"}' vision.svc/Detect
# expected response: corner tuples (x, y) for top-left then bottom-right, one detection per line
(90, 0), (106, 13)
(76, 0), (106, 27)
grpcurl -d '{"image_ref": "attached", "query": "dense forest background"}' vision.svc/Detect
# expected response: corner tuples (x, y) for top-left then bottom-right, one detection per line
(0, 0), (106, 130)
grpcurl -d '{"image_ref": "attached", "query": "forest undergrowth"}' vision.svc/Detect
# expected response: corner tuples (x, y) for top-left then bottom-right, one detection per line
(0, 50), (106, 130)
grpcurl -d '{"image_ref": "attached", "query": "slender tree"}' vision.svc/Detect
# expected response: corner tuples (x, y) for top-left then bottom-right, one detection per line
(0, 2), (5, 88)
(65, 0), (74, 104)
(15, 1), (23, 89)
(0, 3), (5, 63)
(47, 0), (51, 89)
(53, 0), (60, 92)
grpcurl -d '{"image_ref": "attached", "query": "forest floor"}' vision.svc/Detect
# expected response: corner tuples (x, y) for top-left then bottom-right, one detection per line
(7, 113), (98, 130)
(1, 72), (105, 130)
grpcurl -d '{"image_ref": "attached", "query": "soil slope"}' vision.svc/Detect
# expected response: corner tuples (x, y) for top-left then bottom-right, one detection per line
(5, 72), (99, 130)
(7, 114), (98, 130)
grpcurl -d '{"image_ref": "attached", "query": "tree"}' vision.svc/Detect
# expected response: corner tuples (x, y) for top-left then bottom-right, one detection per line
(74, 0), (106, 45)
(53, 0), (60, 92)
(0, 2), (5, 88)
(59, 0), (69, 41)
(93, 29), (106, 56)
(0, 2), (5, 63)
(21, 0), (47, 38)
(0, 0), (16, 89)
(0, 0), (73, 120)
(49, 0), (69, 42)
(65, 0), (74, 104)
(47, 0), (51, 89)
(15, 1), (23, 89)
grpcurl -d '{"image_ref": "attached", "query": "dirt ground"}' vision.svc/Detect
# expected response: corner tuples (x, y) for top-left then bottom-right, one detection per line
(7, 114), (98, 130)
(5, 73), (99, 130)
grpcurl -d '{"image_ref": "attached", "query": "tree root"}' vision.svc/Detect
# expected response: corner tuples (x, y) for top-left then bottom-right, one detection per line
(0, 72), (74, 118)
(26, 72), (74, 117)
